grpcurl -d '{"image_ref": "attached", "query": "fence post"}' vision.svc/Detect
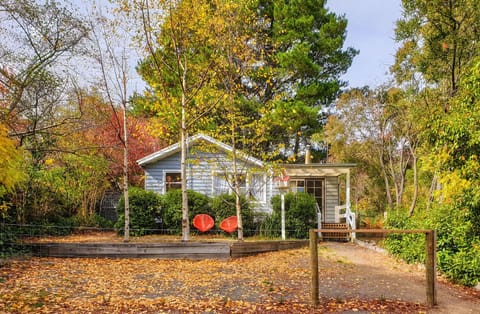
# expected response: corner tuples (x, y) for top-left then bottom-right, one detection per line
(310, 229), (319, 306)
(425, 230), (437, 306)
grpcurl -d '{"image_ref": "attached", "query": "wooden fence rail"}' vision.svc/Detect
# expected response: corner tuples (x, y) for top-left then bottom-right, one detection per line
(309, 229), (437, 307)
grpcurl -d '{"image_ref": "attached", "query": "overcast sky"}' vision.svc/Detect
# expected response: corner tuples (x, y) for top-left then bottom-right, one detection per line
(327, 0), (403, 88)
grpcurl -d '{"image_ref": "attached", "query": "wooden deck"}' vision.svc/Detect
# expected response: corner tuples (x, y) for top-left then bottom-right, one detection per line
(28, 240), (308, 259)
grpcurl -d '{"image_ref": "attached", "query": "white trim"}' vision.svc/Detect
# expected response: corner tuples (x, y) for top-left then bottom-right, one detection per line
(210, 170), (267, 204)
(163, 169), (181, 194)
(137, 133), (264, 167)
(248, 172), (267, 204)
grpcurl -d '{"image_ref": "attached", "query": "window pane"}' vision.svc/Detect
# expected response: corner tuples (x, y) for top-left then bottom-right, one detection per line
(165, 172), (181, 191)
(213, 173), (230, 195)
(248, 174), (265, 200)
(290, 179), (305, 193)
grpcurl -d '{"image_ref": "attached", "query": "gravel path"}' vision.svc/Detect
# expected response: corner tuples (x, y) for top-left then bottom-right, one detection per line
(322, 241), (480, 313)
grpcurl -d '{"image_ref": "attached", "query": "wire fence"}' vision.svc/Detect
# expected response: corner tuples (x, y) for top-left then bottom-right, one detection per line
(1, 223), (306, 255)
(1, 224), (290, 237)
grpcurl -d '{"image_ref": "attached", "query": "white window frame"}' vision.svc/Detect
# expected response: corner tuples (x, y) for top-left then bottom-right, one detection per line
(163, 170), (182, 193)
(247, 172), (267, 203)
(211, 171), (266, 203)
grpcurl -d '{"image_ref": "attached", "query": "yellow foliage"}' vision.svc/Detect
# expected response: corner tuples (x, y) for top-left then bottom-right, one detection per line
(361, 216), (384, 229)
(419, 147), (446, 177)
(44, 158), (55, 166)
(435, 170), (471, 202)
(0, 124), (25, 193)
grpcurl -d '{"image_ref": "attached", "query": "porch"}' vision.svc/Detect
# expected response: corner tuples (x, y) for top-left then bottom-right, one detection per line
(281, 163), (356, 241)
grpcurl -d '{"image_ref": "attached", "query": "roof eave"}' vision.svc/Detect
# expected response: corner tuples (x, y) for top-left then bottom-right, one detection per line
(281, 163), (357, 177)
(136, 133), (264, 167)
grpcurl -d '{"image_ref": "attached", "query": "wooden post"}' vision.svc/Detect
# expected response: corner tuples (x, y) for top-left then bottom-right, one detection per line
(425, 230), (437, 306)
(310, 229), (319, 306)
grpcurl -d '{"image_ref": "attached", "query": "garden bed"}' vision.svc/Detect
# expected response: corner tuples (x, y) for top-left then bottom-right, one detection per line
(22, 232), (308, 259)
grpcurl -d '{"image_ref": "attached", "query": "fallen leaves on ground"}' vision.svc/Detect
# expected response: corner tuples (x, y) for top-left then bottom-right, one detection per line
(22, 232), (239, 244)
(0, 247), (429, 313)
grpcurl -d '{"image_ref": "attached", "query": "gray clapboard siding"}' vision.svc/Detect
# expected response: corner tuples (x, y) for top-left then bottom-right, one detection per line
(144, 154), (181, 194)
(324, 176), (339, 223)
(143, 147), (271, 213)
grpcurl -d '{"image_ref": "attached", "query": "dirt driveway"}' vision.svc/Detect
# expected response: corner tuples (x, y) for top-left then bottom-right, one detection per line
(323, 242), (480, 313)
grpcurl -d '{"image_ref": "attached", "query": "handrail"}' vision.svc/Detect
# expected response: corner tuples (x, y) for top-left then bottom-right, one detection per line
(334, 205), (356, 229)
(315, 203), (322, 236)
(334, 204), (356, 240)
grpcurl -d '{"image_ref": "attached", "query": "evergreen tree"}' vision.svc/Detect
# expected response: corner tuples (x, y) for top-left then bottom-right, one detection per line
(256, 0), (357, 159)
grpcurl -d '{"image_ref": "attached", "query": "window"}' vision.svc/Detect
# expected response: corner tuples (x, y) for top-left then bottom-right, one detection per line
(289, 178), (324, 211)
(248, 173), (266, 202)
(306, 179), (324, 212)
(165, 172), (182, 192)
(212, 173), (230, 195)
(289, 179), (305, 193)
(212, 172), (266, 202)
(212, 173), (246, 195)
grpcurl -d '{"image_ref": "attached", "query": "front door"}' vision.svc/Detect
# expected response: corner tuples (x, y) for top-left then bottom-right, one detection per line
(305, 179), (324, 221)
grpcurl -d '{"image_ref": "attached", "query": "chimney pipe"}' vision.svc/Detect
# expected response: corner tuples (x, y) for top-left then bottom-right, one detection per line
(305, 144), (311, 164)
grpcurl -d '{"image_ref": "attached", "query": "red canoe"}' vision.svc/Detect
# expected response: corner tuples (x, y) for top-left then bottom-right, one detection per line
(220, 216), (238, 233)
(193, 214), (215, 232)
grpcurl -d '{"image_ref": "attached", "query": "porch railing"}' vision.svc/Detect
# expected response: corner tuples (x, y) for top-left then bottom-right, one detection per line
(315, 203), (322, 236)
(334, 204), (356, 235)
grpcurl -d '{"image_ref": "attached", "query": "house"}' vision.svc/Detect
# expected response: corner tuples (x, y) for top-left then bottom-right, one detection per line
(137, 134), (356, 233)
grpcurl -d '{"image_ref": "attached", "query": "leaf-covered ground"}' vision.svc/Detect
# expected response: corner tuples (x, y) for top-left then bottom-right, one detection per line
(0, 245), (432, 313)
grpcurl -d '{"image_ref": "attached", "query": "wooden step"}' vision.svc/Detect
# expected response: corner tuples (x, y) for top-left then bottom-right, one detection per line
(320, 223), (350, 241)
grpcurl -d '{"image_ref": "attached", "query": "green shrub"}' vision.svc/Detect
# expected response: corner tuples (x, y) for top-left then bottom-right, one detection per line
(115, 187), (162, 236)
(383, 209), (425, 264)
(0, 224), (21, 257)
(211, 193), (254, 236)
(438, 244), (480, 287)
(262, 192), (317, 239)
(384, 203), (480, 287)
(160, 189), (212, 233)
(259, 213), (281, 238)
(427, 203), (480, 286)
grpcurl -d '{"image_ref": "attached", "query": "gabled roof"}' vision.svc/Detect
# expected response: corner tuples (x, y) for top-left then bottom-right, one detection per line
(137, 133), (264, 167)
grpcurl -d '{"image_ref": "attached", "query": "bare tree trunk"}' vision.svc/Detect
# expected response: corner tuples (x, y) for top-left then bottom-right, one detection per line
(409, 147), (418, 216)
(379, 153), (394, 209)
(122, 69), (130, 242)
(181, 72), (189, 242)
(231, 127), (243, 241)
(427, 174), (438, 208)
(90, 21), (131, 241)
(387, 143), (402, 207)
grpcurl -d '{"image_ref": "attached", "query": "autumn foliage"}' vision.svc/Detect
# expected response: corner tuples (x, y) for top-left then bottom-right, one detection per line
(76, 94), (164, 186)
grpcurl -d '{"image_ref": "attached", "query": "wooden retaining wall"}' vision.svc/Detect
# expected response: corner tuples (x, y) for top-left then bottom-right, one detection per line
(231, 240), (308, 258)
(28, 240), (308, 259)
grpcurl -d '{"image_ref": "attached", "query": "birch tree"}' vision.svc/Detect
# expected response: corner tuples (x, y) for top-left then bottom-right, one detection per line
(89, 13), (133, 241)
(118, 0), (226, 241)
